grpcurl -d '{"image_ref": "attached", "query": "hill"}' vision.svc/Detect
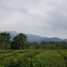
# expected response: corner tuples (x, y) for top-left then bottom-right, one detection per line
(8, 31), (67, 42)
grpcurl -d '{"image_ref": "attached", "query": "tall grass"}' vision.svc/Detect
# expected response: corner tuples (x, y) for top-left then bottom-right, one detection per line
(0, 50), (67, 67)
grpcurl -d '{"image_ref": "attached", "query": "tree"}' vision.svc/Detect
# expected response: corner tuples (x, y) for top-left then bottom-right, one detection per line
(0, 32), (11, 49)
(11, 33), (27, 49)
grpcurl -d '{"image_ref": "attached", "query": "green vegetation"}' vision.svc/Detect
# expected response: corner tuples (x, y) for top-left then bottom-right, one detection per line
(11, 33), (27, 49)
(0, 31), (67, 50)
(0, 50), (67, 67)
(0, 31), (67, 67)
(0, 32), (11, 50)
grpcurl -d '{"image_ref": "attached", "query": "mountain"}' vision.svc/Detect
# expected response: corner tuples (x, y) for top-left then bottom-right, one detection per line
(27, 34), (43, 42)
(8, 31), (67, 42)
(7, 31), (18, 38)
(63, 39), (67, 42)
(41, 37), (62, 42)
(27, 35), (63, 42)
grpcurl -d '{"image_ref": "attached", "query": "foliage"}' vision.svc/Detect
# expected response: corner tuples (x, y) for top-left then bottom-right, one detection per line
(0, 32), (11, 49)
(0, 31), (67, 50)
(29, 42), (67, 50)
(11, 33), (27, 49)
(0, 50), (67, 67)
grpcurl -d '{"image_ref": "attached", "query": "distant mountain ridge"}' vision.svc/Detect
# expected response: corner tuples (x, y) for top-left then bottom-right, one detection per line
(7, 31), (18, 38)
(8, 31), (67, 42)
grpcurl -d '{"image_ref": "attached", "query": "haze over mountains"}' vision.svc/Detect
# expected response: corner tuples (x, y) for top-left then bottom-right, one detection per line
(8, 31), (67, 43)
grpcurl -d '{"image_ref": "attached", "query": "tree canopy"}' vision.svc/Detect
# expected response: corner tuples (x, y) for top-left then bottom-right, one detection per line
(0, 32), (11, 49)
(11, 33), (27, 49)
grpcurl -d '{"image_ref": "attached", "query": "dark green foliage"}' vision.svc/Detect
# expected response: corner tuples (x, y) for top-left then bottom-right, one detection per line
(4, 51), (44, 67)
(11, 33), (27, 49)
(0, 32), (11, 49)
(0, 50), (67, 67)
(4, 57), (42, 67)
(29, 42), (67, 50)
(0, 31), (67, 67)
(0, 31), (67, 50)
(58, 51), (67, 67)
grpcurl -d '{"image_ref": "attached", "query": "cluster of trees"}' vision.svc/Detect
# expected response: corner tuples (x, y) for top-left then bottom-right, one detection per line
(0, 31), (67, 50)
(0, 32), (11, 49)
(30, 42), (67, 49)
(0, 32), (28, 50)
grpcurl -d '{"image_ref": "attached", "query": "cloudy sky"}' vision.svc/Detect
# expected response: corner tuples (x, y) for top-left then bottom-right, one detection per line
(0, 0), (67, 38)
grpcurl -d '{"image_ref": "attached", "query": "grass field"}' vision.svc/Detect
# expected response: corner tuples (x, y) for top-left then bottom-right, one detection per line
(0, 50), (67, 67)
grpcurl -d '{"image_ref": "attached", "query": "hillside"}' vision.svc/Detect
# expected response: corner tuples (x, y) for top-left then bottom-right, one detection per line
(8, 31), (67, 42)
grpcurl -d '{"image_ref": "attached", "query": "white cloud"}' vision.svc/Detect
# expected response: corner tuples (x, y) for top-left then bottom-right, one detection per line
(0, 0), (67, 38)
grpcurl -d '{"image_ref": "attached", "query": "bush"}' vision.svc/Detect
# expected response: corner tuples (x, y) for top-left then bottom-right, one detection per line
(4, 53), (45, 67)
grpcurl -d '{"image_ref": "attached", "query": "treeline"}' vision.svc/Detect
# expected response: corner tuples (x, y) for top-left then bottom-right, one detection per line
(30, 42), (67, 49)
(0, 32), (28, 50)
(0, 31), (67, 50)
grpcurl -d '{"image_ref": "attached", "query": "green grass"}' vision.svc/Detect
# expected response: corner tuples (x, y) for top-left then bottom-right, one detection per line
(0, 50), (67, 67)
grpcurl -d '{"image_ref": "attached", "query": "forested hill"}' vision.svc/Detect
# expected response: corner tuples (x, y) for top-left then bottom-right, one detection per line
(8, 31), (67, 42)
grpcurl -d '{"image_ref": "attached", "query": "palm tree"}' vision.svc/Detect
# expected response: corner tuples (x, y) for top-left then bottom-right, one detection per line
(12, 33), (27, 49)
(0, 32), (11, 50)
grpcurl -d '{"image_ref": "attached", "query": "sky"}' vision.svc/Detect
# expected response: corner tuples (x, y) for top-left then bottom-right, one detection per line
(0, 0), (67, 38)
